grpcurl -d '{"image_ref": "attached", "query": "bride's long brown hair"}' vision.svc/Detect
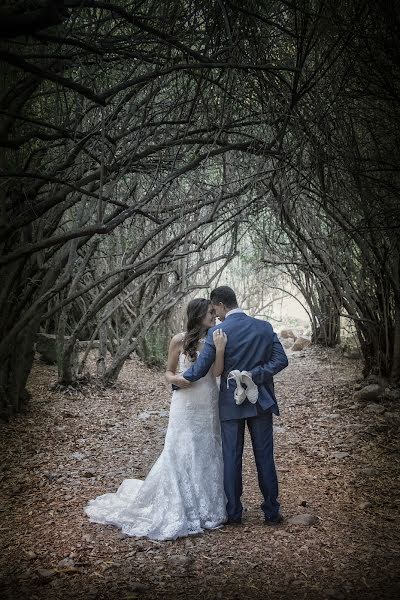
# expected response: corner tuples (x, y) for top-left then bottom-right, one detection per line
(183, 298), (210, 361)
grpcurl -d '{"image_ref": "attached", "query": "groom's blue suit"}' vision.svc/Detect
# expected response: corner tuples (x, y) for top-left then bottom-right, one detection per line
(183, 311), (288, 522)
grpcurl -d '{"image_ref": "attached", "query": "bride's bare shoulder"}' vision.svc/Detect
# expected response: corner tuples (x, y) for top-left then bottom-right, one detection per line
(170, 332), (185, 347)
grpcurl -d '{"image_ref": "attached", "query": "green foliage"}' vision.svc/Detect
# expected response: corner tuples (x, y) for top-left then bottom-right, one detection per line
(139, 325), (170, 368)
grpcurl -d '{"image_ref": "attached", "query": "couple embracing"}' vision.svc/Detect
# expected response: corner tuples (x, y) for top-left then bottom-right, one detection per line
(85, 286), (289, 540)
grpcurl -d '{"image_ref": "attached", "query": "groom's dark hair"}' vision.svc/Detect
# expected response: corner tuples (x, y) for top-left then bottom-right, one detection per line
(210, 286), (238, 308)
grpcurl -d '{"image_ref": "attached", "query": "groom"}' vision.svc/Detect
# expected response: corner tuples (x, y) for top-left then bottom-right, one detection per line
(177, 286), (288, 525)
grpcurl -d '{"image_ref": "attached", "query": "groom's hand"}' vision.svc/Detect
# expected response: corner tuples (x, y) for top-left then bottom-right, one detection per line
(173, 375), (192, 389)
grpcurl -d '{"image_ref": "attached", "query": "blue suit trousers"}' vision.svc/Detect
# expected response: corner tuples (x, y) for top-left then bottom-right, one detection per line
(220, 407), (280, 521)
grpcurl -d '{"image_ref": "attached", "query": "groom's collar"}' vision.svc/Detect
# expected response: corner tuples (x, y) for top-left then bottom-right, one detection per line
(225, 308), (245, 318)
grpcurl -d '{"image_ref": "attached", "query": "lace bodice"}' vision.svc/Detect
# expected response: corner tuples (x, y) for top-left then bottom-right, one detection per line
(177, 351), (193, 374)
(176, 338), (208, 377)
(176, 350), (200, 375)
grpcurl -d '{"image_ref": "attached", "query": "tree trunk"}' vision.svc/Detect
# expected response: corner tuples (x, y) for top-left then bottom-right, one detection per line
(97, 320), (108, 378)
(58, 338), (78, 386)
(0, 324), (37, 421)
(312, 302), (341, 347)
(390, 297), (400, 385)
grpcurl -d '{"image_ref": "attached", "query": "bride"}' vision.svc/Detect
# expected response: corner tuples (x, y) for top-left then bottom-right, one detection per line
(84, 298), (228, 540)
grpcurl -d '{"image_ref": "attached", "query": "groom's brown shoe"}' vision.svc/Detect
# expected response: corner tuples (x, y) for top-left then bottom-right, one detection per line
(264, 514), (284, 526)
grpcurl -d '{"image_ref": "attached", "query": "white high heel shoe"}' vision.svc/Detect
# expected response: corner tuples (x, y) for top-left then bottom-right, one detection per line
(240, 371), (259, 404)
(227, 370), (247, 405)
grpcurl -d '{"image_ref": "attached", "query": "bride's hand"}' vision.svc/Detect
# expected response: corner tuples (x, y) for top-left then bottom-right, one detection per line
(213, 329), (227, 351)
(173, 375), (192, 388)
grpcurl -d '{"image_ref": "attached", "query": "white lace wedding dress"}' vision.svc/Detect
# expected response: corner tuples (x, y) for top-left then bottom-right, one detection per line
(84, 348), (227, 540)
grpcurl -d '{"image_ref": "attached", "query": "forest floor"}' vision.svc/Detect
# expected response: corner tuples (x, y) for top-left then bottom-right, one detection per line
(1, 347), (399, 600)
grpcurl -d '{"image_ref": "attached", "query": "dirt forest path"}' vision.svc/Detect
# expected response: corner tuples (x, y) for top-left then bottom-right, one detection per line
(1, 349), (399, 600)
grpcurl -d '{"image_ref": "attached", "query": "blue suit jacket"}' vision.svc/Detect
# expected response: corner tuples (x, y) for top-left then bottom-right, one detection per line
(183, 312), (288, 421)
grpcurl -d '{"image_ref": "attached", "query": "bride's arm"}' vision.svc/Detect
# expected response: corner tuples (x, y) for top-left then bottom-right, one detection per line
(211, 329), (227, 377)
(165, 334), (191, 388)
